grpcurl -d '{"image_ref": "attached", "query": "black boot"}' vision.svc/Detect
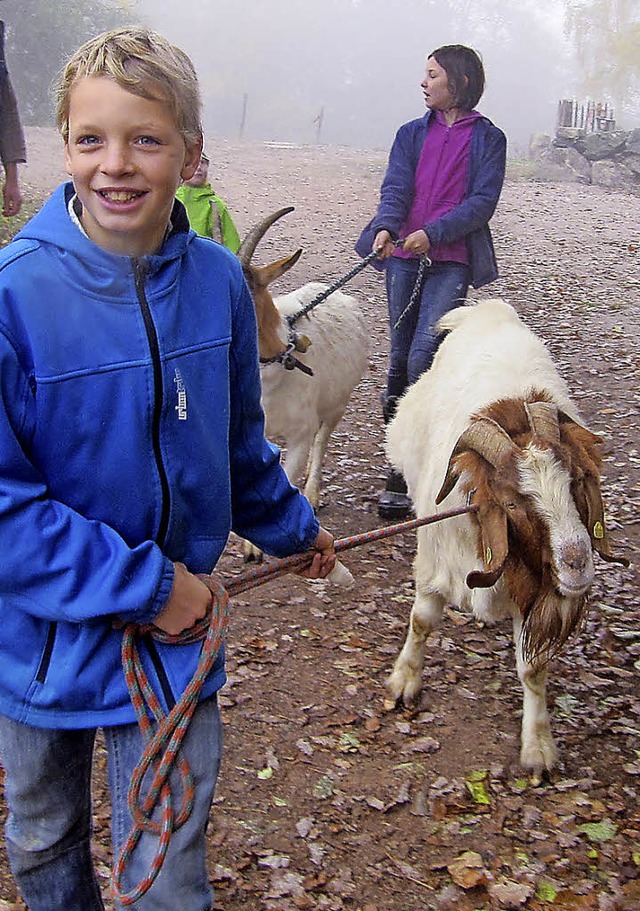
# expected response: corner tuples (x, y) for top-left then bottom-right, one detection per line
(378, 467), (412, 519)
(378, 394), (412, 520)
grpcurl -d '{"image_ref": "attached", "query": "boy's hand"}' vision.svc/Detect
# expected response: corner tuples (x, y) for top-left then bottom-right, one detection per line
(153, 562), (212, 636)
(296, 526), (336, 579)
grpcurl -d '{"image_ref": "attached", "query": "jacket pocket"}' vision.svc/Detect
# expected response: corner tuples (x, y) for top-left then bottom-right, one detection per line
(34, 621), (57, 684)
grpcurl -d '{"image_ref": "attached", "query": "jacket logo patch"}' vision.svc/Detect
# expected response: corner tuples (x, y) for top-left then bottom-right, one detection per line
(174, 368), (188, 421)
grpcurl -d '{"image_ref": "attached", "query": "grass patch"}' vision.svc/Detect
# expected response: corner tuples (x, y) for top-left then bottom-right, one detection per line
(0, 192), (45, 249)
(505, 158), (538, 181)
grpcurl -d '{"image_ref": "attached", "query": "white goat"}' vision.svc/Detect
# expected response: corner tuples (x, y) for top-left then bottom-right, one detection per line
(385, 299), (628, 778)
(239, 208), (368, 561)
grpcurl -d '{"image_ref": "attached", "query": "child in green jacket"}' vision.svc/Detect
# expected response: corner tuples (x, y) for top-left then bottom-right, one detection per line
(176, 151), (241, 252)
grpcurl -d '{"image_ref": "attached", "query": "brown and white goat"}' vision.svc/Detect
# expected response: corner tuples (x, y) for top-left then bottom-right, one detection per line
(238, 207), (368, 561)
(385, 299), (628, 778)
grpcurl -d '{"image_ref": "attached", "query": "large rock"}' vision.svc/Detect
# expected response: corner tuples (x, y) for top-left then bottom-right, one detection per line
(531, 145), (592, 183)
(626, 128), (640, 154)
(528, 122), (640, 193)
(529, 132), (552, 158)
(591, 158), (640, 191)
(574, 130), (628, 160)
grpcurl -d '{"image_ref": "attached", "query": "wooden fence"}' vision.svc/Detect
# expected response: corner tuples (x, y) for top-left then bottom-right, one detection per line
(557, 99), (616, 133)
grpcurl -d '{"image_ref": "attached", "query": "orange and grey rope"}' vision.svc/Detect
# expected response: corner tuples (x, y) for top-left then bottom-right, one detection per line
(111, 503), (477, 904)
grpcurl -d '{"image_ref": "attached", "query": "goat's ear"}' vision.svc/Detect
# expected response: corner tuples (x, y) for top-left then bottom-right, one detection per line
(560, 419), (629, 568)
(466, 503), (509, 588)
(261, 249), (303, 287)
(582, 473), (630, 567)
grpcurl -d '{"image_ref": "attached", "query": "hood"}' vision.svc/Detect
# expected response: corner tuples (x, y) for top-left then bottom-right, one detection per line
(12, 182), (194, 299)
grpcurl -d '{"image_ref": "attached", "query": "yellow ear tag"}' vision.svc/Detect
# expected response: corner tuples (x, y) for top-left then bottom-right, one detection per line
(294, 334), (312, 353)
(485, 546), (492, 564)
(593, 521), (604, 540)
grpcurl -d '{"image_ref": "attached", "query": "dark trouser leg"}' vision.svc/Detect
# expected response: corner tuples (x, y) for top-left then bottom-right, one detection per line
(378, 393), (412, 520)
(0, 717), (104, 911)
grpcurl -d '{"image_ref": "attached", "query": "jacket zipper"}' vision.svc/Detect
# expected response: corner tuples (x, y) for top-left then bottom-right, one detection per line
(132, 259), (171, 546)
(132, 260), (177, 712)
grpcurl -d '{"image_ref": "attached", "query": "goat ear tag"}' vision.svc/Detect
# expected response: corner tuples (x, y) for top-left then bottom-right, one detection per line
(485, 546), (492, 564)
(593, 521), (604, 540)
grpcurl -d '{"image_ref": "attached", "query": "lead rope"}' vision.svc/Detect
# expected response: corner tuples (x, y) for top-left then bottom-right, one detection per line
(111, 504), (477, 905)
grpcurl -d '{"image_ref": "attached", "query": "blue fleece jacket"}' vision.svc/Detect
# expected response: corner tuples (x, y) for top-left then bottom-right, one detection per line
(0, 183), (319, 728)
(356, 110), (507, 288)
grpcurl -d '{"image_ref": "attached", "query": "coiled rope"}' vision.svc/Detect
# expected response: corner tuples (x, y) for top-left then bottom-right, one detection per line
(111, 503), (477, 904)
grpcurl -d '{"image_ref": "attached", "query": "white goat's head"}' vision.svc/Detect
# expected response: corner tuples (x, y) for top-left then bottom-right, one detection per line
(237, 207), (303, 362)
(436, 396), (629, 664)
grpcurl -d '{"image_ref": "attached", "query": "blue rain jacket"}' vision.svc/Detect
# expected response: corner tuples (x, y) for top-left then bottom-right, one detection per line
(0, 183), (319, 728)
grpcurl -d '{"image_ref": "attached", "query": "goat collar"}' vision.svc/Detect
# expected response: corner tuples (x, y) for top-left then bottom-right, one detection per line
(259, 328), (314, 376)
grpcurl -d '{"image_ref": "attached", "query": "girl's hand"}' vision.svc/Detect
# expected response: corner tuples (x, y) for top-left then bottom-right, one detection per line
(373, 229), (396, 259)
(401, 229), (430, 256)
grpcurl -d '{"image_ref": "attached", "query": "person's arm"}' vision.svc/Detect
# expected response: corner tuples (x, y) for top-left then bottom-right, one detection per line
(218, 200), (241, 254)
(2, 160), (21, 216)
(422, 125), (507, 247)
(0, 73), (26, 217)
(370, 123), (420, 241)
(0, 329), (174, 627)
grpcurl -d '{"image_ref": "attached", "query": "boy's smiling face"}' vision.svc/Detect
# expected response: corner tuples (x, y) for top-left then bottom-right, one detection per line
(65, 75), (201, 257)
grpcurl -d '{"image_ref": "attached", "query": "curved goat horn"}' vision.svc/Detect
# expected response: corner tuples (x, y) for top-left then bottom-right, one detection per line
(436, 417), (519, 504)
(524, 400), (560, 444)
(237, 206), (295, 268)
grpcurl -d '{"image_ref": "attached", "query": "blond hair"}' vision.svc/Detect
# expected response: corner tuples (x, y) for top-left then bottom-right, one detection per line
(55, 27), (202, 146)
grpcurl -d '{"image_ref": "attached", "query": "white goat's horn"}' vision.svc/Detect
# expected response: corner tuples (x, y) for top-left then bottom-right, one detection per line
(436, 417), (518, 504)
(453, 417), (519, 467)
(237, 206), (295, 268)
(524, 400), (560, 443)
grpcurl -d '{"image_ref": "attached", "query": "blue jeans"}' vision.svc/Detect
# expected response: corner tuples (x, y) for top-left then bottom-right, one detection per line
(0, 695), (222, 911)
(385, 256), (470, 399)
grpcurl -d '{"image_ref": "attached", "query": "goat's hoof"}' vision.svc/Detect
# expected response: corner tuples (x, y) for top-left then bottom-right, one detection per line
(383, 694), (399, 712)
(520, 738), (557, 785)
(385, 669), (422, 711)
(243, 547), (264, 564)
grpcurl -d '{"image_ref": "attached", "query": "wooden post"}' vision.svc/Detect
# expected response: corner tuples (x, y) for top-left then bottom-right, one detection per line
(239, 93), (248, 140)
(314, 106), (324, 144)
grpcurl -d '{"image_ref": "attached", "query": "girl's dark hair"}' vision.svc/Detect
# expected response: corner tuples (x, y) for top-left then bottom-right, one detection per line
(429, 44), (485, 110)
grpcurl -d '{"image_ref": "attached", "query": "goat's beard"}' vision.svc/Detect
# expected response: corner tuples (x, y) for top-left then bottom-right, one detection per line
(520, 585), (587, 667)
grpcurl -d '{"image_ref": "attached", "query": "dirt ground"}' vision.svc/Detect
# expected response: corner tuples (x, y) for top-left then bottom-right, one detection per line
(0, 127), (638, 911)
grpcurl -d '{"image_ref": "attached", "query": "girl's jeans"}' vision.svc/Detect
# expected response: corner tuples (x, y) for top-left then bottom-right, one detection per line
(385, 256), (470, 400)
(0, 695), (222, 911)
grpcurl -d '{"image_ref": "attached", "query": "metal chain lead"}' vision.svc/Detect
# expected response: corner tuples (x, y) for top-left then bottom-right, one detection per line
(287, 247), (381, 327)
(392, 254), (432, 331)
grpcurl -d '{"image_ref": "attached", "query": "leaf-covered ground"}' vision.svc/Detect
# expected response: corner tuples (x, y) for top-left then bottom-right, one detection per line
(1, 132), (638, 911)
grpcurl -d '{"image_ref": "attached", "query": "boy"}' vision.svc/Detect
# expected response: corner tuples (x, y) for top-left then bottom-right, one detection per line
(0, 27), (335, 911)
(176, 150), (241, 253)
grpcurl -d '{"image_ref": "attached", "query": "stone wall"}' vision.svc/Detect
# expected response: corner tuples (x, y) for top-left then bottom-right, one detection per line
(528, 127), (640, 194)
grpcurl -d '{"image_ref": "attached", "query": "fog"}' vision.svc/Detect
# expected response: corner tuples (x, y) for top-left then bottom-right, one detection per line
(134, 0), (578, 155)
